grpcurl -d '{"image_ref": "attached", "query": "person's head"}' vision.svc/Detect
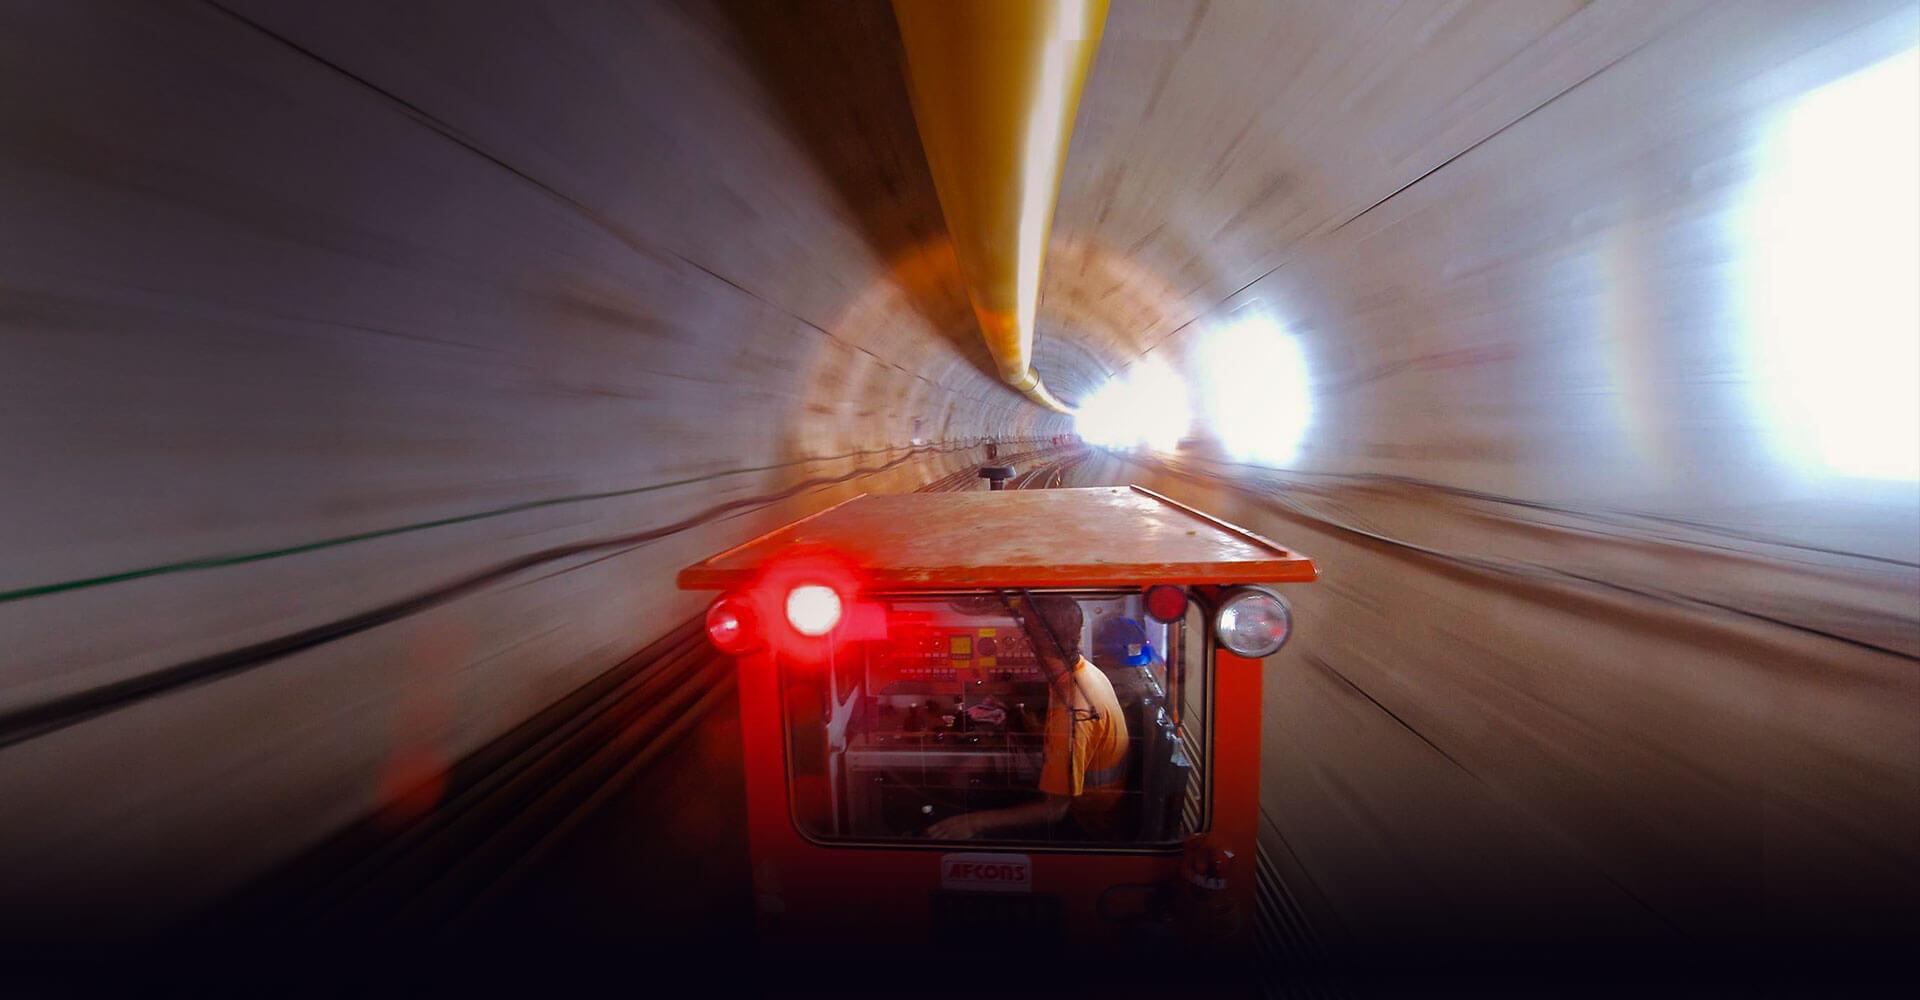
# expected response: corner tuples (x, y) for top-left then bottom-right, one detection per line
(1010, 593), (1083, 679)
(1094, 616), (1155, 668)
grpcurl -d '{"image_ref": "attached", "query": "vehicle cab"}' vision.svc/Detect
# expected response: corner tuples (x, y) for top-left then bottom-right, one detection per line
(679, 485), (1316, 958)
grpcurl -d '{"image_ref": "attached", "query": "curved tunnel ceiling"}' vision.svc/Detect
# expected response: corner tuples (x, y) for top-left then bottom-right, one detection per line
(1, 0), (1915, 949)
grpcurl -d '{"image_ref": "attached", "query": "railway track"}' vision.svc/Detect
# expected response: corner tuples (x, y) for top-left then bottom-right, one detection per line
(219, 441), (1323, 992)
(220, 445), (1087, 935)
(1005, 450), (1083, 489)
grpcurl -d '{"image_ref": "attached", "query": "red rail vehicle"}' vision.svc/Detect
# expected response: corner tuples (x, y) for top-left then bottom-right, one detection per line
(679, 485), (1316, 961)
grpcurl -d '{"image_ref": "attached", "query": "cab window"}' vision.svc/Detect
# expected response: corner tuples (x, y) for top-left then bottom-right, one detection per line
(782, 589), (1206, 847)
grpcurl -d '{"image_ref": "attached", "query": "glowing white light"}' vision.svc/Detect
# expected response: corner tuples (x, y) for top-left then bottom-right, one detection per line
(785, 584), (843, 637)
(1200, 312), (1312, 466)
(1745, 47), (1920, 481)
(1130, 360), (1193, 452)
(1075, 374), (1132, 448)
(1074, 358), (1193, 452)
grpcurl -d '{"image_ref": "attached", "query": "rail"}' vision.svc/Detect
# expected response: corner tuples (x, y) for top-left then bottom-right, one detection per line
(212, 440), (1329, 992)
(214, 443), (1090, 934)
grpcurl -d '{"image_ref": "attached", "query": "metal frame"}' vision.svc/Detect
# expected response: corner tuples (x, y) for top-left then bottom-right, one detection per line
(772, 587), (1208, 855)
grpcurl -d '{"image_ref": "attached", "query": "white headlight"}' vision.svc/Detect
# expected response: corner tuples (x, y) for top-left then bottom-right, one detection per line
(1214, 587), (1293, 658)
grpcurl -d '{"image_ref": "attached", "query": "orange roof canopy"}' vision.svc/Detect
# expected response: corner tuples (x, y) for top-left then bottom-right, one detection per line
(678, 485), (1316, 591)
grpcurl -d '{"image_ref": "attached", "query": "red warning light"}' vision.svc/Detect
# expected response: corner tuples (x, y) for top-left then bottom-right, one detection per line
(739, 546), (869, 665)
(706, 595), (761, 654)
(784, 584), (843, 637)
(1144, 584), (1188, 623)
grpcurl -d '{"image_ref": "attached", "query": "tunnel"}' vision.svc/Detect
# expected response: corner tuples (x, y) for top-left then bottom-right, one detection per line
(2, 0), (1916, 990)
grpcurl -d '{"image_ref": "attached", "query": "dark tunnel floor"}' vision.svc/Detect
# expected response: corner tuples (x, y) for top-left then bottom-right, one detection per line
(463, 687), (755, 949)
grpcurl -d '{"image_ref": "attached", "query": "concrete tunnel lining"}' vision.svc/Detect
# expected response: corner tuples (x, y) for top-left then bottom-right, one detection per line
(0, 0), (1915, 965)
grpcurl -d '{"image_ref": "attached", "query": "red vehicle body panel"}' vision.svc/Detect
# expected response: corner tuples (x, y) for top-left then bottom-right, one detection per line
(679, 484), (1312, 954)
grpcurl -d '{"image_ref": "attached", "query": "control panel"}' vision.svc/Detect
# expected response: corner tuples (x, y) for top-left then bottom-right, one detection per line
(877, 624), (1045, 687)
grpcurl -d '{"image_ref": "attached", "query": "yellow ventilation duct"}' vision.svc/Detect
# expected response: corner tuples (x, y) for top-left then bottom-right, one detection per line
(892, 0), (1108, 415)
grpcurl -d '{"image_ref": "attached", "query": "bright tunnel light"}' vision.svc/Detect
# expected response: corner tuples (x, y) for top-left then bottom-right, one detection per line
(1075, 358), (1192, 452)
(1744, 46), (1920, 482)
(1201, 312), (1312, 466)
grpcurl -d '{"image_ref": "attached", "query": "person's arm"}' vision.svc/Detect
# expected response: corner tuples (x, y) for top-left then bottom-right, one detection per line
(927, 686), (1082, 840)
(925, 795), (1069, 840)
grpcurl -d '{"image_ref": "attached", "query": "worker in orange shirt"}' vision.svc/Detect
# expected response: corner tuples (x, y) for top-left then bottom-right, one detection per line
(926, 593), (1130, 841)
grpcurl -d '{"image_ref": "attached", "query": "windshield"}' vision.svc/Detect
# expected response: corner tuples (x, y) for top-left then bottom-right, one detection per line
(782, 589), (1207, 847)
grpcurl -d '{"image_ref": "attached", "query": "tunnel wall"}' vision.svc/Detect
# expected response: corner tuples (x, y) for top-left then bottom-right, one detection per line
(0, 0), (1063, 934)
(1052, 0), (1919, 954)
(2, 0), (1913, 956)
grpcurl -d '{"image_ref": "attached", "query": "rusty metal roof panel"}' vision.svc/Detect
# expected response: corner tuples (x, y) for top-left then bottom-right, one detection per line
(677, 485), (1316, 590)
